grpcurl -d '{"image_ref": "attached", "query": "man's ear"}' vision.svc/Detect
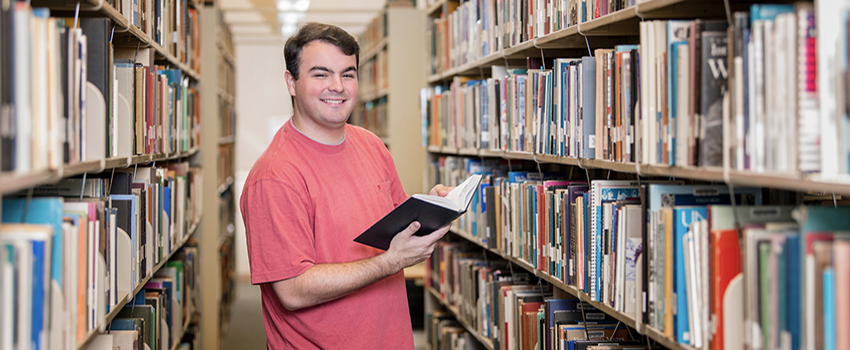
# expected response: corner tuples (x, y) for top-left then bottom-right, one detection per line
(284, 70), (297, 97)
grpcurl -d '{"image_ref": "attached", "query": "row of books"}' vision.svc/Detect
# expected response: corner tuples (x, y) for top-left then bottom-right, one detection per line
(103, 0), (201, 71)
(359, 49), (389, 101)
(431, 155), (850, 349)
(0, 6), (201, 175)
(423, 3), (850, 178)
(351, 98), (389, 139)
(427, 311), (486, 350)
(427, 0), (635, 74)
(82, 246), (198, 350)
(428, 240), (657, 350)
(360, 10), (387, 54)
(0, 162), (201, 350)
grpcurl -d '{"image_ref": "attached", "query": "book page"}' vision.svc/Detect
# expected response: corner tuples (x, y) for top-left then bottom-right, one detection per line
(412, 174), (483, 211)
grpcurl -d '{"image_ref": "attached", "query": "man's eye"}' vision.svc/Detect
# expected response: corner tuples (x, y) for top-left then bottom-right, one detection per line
(314, 74), (327, 77)
(343, 74), (356, 78)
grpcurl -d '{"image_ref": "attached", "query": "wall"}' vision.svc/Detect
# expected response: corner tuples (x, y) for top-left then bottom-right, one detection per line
(234, 42), (293, 277)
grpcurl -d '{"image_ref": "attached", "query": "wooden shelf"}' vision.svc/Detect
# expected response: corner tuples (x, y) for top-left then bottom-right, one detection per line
(76, 219), (200, 350)
(424, 146), (850, 196)
(425, 0), (733, 82)
(361, 37), (388, 63)
(427, 287), (495, 350)
(444, 228), (701, 350)
(359, 88), (389, 102)
(217, 176), (234, 195)
(426, 0), (447, 17)
(0, 148), (201, 196)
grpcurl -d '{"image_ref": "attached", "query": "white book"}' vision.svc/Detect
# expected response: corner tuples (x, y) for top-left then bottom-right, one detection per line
(0, 242), (14, 350)
(817, 0), (850, 175)
(83, 82), (106, 162)
(782, 12), (799, 174)
(13, 3), (32, 174)
(31, 10), (49, 172)
(47, 18), (63, 170)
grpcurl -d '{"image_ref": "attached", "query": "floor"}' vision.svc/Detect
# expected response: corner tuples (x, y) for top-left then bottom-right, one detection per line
(222, 279), (428, 350)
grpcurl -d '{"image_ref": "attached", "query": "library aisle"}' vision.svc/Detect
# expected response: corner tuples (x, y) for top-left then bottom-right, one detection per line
(221, 281), (266, 349)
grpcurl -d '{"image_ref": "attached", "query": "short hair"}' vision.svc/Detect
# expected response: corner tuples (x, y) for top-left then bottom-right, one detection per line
(284, 22), (360, 80)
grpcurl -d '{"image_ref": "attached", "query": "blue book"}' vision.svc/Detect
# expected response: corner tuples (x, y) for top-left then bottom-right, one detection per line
(31, 239), (46, 350)
(669, 41), (688, 165)
(786, 234), (801, 350)
(2, 197), (64, 289)
(750, 4), (794, 22)
(824, 268), (835, 350)
(673, 206), (708, 344)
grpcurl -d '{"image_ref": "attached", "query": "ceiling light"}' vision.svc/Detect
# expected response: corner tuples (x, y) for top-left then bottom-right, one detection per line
(281, 24), (297, 37)
(278, 12), (305, 24)
(293, 0), (310, 11)
(276, 0), (291, 11)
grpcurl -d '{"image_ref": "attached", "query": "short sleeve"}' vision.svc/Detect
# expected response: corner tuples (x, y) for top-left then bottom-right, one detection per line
(377, 140), (409, 207)
(242, 179), (316, 284)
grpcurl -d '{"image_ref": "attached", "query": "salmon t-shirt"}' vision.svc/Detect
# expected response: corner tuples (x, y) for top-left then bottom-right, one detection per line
(240, 121), (413, 349)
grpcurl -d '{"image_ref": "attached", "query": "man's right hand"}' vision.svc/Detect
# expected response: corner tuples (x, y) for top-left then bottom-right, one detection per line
(384, 221), (450, 271)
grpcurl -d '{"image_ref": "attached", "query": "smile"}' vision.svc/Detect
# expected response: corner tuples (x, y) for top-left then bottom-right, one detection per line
(322, 99), (345, 104)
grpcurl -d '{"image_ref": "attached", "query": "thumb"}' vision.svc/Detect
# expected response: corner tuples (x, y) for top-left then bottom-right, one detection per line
(397, 221), (421, 239)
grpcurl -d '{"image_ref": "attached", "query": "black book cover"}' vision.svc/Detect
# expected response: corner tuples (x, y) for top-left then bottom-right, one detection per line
(0, 2), (14, 171)
(484, 185), (498, 249)
(81, 18), (112, 154)
(698, 31), (729, 167)
(629, 49), (638, 162)
(354, 196), (467, 251)
(59, 25), (70, 164)
(355, 174), (482, 250)
(566, 184), (588, 286)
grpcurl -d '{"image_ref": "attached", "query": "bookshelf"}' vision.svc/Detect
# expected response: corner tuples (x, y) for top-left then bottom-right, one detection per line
(352, 6), (428, 194)
(421, 1), (850, 350)
(199, 3), (237, 350)
(0, 0), (218, 348)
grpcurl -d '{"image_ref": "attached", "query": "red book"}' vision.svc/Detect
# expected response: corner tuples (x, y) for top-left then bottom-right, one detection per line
(710, 229), (742, 350)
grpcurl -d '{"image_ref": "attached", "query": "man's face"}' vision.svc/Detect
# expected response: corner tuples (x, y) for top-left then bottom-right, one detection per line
(285, 40), (358, 130)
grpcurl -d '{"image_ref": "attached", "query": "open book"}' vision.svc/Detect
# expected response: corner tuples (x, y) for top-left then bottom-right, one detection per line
(354, 174), (483, 250)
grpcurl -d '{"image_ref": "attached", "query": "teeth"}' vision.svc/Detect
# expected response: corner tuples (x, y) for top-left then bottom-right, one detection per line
(322, 99), (344, 104)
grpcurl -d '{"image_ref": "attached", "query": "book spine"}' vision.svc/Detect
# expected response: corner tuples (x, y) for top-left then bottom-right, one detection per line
(698, 31), (729, 167)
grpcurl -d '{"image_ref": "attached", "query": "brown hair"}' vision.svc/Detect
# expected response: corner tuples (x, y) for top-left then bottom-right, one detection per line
(284, 22), (360, 80)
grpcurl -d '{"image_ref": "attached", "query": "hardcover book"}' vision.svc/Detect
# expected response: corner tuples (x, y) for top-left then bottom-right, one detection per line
(354, 174), (483, 250)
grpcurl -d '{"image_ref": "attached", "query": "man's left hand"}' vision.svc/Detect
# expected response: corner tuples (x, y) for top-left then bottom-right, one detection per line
(429, 184), (453, 197)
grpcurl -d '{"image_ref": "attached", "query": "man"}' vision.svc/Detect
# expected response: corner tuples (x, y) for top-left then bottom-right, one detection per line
(240, 22), (451, 349)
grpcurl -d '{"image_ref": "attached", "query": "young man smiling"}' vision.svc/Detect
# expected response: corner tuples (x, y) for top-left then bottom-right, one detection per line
(240, 22), (452, 349)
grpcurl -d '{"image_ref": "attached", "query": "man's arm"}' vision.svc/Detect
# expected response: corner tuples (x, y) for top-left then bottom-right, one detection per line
(271, 221), (450, 311)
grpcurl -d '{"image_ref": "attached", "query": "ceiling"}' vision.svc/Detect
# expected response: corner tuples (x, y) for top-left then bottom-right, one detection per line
(221, 0), (389, 44)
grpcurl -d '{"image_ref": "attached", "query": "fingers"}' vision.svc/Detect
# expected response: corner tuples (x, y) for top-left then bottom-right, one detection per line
(429, 184), (451, 197)
(423, 224), (451, 245)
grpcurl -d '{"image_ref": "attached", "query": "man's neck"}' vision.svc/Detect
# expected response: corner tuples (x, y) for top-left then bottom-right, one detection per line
(291, 115), (346, 145)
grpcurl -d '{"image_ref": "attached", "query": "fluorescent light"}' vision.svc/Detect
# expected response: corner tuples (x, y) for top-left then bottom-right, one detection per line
(276, 0), (291, 11)
(293, 0), (310, 11)
(281, 24), (297, 36)
(278, 12), (305, 24)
